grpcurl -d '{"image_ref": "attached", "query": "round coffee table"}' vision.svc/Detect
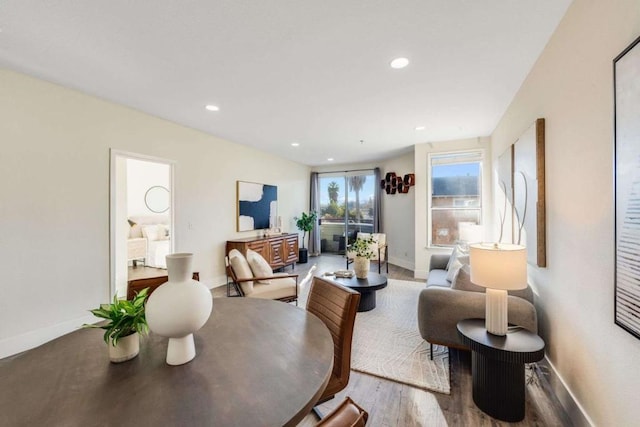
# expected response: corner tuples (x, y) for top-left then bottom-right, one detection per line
(330, 272), (388, 311)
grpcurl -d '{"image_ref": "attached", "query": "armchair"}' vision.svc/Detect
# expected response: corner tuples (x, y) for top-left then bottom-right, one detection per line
(345, 232), (389, 274)
(226, 249), (298, 303)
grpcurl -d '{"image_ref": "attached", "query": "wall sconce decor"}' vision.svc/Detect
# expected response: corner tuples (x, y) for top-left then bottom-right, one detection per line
(381, 172), (415, 194)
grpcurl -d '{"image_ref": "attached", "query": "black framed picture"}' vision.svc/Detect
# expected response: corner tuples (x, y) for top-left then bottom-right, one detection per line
(614, 35), (640, 339)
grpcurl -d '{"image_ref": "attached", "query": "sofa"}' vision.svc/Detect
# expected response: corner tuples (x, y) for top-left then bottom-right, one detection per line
(417, 252), (538, 352)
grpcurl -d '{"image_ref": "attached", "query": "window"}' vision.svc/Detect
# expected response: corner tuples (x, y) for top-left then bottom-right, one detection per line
(429, 151), (483, 247)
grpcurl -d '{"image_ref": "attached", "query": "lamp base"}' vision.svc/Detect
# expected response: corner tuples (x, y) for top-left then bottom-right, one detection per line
(485, 288), (508, 336)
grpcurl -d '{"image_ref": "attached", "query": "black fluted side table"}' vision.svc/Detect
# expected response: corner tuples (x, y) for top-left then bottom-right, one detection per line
(457, 318), (545, 422)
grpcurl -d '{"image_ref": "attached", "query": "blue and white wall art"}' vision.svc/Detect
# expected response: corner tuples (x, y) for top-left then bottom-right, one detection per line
(237, 181), (278, 232)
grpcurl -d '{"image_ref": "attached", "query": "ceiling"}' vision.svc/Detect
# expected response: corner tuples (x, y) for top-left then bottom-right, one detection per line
(0, 1), (572, 166)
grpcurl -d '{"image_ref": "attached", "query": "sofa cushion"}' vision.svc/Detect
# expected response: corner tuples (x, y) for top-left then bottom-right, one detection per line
(426, 269), (450, 287)
(246, 249), (274, 284)
(446, 245), (468, 270)
(249, 277), (297, 299)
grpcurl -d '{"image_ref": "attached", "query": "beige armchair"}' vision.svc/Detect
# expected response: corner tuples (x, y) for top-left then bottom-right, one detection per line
(345, 232), (389, 274)
(225, 249), (298, 303)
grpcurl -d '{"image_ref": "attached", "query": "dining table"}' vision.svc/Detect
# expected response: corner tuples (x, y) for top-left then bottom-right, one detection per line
(0, 298), (334, 427)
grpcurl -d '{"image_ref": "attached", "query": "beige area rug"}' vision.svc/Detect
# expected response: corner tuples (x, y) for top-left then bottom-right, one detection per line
(298, 277), (450, 394)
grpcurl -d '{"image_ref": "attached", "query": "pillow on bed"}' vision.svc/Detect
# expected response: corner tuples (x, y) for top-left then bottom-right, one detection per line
(141, 225), (161, 241)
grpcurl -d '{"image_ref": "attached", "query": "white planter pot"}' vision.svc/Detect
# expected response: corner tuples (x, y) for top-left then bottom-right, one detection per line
(354, 257), (370, 279)
(146, 253), (213, 365)
(109, 332), (140, 363)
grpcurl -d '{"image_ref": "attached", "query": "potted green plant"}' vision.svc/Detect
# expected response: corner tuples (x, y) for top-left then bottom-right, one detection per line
(83, 288), (150, 363)
(294, 211), (317, 264)
(348, 235), (376, 278)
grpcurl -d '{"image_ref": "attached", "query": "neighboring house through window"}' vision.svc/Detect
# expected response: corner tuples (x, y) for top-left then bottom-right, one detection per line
(428, 150), (484, 246)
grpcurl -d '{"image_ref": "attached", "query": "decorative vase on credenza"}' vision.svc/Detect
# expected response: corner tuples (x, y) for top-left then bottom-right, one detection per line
(146, 253), (213, 365)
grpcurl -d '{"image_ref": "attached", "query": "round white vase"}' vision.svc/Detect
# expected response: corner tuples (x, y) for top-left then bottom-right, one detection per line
(108, 332), (139, 363)
(354, 257), (370, 279)
(146, 253), (213, 365)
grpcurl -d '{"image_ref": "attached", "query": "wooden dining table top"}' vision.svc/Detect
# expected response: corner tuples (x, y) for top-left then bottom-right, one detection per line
(0, 298), (334, 427)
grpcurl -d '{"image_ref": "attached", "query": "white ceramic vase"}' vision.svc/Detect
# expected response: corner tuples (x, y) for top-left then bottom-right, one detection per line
(146, 253), (213, 365)
(354, 256), (370, 279)
(109, 332), (139, 363)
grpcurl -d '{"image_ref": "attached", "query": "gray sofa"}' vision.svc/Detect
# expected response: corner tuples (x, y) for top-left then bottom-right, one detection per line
(417, 253), (538, 353)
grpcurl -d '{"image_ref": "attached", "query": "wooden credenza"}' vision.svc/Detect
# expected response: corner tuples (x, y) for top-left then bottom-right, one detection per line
(226, 233), (299, 270)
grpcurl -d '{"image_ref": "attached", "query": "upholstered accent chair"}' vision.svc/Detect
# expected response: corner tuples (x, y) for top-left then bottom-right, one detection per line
(345, 232), (389, 274)
(225, 249), (298, 303)
(306, 277), (360, 417)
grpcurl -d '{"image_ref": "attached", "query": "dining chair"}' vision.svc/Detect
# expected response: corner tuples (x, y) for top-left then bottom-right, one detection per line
(315, 396), (368, 426)
(306, 277), (360, 418)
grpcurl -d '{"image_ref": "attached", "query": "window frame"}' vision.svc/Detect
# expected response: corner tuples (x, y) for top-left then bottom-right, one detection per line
(427, 149), (485, 248)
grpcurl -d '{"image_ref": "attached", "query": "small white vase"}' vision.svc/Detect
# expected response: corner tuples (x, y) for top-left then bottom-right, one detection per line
(109, 332), (139, 363)
(146, 253), (213, 365)
(354, 257), (370, 279)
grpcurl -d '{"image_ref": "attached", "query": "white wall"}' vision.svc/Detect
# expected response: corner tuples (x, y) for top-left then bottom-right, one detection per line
(0, 69), (310, 358)
(380, 151), (415, 270)
(490, 1), (640, 425)
(414, 137), (492, 279)
(126, 159), (170, 217)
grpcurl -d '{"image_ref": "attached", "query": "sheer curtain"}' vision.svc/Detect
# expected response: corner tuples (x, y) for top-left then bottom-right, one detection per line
(374, 167), (383, 233)
(309, 172), (321, 256)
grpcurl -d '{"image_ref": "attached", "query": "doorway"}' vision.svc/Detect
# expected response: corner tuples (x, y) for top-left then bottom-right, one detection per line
(110, 150), (175, 299)
(318, 171), (376, 254)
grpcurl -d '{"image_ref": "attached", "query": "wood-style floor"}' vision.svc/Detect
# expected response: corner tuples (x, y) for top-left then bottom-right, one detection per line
(178, 254), (572, 426)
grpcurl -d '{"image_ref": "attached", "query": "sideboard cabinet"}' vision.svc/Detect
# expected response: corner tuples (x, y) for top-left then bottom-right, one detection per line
(226, 233), (299, 270)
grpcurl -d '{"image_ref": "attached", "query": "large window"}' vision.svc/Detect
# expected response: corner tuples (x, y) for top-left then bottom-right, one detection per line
(429, 151), (483, 247)
(318, 171), (376, 253)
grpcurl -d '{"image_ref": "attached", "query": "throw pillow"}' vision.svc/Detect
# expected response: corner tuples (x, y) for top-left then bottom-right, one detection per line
(228, 249), (253, 288)
(141, 225), (160, 241)
(446, 258), (463, 282)
(446, 245), (469, 270)
(246, 249), (274, 284)
(451, 266), (486, 293)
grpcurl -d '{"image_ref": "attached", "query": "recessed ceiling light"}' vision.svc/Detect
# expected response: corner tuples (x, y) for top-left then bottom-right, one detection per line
(291, 142), (300, 147)
(205, 105), (219, 112)
(415, 126), (426, 131)
(327, 158), (334, 162)
(390, 57), (409, 69)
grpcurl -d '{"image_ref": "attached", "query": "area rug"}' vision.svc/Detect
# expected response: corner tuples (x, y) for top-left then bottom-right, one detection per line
(349, 279), (450, 394)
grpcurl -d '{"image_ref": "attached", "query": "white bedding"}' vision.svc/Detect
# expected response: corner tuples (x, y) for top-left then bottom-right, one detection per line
(147, 239), (171, 268)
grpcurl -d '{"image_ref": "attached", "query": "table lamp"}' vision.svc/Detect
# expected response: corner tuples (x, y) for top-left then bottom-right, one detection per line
(469, 243), (527, 336)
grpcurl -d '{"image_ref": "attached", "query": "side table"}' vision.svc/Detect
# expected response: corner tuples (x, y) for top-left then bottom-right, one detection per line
(457, 318), (545, 422)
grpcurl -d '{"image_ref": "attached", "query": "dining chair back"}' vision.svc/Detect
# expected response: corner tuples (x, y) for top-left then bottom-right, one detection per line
(315, 396), (368, 426)
(306, 277), (360, 403)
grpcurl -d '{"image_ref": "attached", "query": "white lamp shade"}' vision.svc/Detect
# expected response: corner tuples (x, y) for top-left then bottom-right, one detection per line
(470, 243), (527, 291)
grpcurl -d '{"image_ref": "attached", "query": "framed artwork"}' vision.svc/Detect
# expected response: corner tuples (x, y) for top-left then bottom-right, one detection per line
(496, 119), (546, 267)
(614, 35), (640, 339)
(236, 181), (278, 232)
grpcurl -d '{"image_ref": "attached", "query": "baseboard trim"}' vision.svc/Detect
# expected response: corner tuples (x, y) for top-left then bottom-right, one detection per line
(0, 314), (97, 359)
(540, 356), (594, 427)
(388, 257), (414, 271)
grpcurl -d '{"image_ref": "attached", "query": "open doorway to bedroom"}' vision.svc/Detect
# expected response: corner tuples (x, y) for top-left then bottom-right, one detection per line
(110, 150), (175, 299)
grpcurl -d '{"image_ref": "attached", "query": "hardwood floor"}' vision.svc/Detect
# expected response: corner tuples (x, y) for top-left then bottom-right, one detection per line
(216, 254), (572, 426)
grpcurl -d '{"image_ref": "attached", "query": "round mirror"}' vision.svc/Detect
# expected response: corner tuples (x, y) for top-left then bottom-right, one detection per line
(144, 186), (170, 213)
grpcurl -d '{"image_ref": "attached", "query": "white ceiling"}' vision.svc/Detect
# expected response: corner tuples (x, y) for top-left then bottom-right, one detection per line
(0, 1), (572, 166)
